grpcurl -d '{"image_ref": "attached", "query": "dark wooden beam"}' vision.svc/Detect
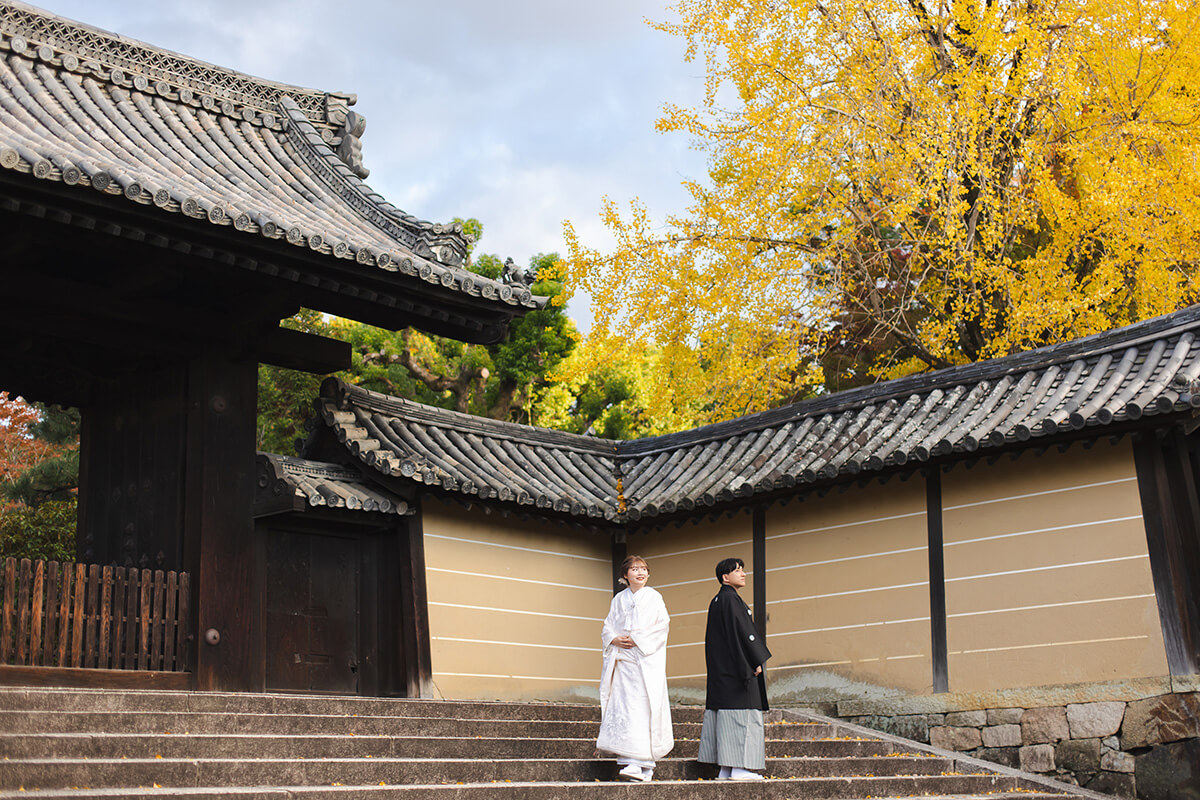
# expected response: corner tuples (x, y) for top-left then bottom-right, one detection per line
(256, 327), (351, 374)
(926, 468), (949, 693)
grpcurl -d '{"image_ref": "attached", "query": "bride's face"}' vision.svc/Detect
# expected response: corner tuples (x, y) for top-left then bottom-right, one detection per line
(626, 561), (650, 590)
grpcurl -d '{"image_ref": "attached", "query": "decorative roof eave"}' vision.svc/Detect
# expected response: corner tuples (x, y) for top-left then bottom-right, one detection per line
(0, 1), (547, 329)
(254, 452), (414, 518)
(312, 378), (623, 522)
(312, 306), (1200, 526)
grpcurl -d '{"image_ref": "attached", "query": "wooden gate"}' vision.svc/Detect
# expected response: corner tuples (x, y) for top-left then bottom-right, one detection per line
(0, 557), (191, 672)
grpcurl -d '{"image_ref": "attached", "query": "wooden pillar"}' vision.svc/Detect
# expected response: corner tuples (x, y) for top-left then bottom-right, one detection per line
(610, 530), (628, 594)
(1133, 432), (1200, 676)
(398, 508), (434, 698)
(926, 468), (949, 693)
(183, 351), (261, 691)
(752, 507), (767, 641)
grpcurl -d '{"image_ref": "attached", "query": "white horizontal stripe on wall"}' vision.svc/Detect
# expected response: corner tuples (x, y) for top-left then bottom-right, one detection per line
(947, 594), (1156, 619)
(666, 641), (704, 650)
(655, 574), (755, 589)
(437, 671), (599, 683)
(943, 476), (1138, 511)
(771, 616), (930, 639)
(945, 554), (1148, 583)
(646, 538), (752, 559)
(950, 634), (1149, 656)
(768, 580), (930, 606)
(945, 515), (1144, 548)
(769, 660), (853, 671)
(432, 636), (597, 653)
(429, 601), (603, 623)
(668, 672), (708, 680)
(427, 567), (611, 593)
(768, 545), (927, 575)
(767, 510), (926, 542)
(425, 532), (609, 562)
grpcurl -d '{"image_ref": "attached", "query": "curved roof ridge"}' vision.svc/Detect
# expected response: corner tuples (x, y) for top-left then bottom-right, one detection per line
(325, 378), (620, 457)
(278, 97), (533, 307)
(0, 0), (336, 124)
(312, 306), (1200, 522)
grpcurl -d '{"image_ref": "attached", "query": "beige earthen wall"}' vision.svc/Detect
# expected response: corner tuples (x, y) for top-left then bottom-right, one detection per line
(941, 439), (1167, 692)
(421, 500), (612, 701)
(763, 478), (933, 704)
(632, 515), (755, 704)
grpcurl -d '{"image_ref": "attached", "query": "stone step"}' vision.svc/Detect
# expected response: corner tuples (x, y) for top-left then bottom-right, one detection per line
(0, 777), (1077, 800)
(0, 732), (916, 761)
(0, 689), (609, 721)
(0, 710), (843, 742)
(0, 753), (993, 790)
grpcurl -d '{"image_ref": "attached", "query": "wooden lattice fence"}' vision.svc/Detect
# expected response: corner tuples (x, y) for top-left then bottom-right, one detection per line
(0, 558), (190, 672)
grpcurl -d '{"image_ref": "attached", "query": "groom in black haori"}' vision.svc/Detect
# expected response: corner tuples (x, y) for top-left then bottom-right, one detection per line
(698, 557), (772, 781)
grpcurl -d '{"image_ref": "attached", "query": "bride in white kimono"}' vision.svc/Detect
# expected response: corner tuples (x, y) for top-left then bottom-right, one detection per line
(597, 555), (673, 782)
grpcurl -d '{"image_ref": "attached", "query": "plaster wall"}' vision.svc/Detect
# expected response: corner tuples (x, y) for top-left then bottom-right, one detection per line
(941, 439), (1167, 692)
(763, 476), (932, 704)
(631, 514), (755, 703)
(420, 501), (612, 701)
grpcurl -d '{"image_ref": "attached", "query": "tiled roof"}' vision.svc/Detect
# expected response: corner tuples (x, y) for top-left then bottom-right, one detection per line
(0, 1), (542, 328)
(308, 305), (1200, 524)
(255, 453), (413, 517)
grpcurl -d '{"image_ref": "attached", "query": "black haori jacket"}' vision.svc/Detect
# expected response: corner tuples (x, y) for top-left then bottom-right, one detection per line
(704, 584), (772, 711)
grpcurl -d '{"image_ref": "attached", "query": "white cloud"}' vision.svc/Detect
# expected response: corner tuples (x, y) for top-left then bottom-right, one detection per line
(42, 0), (712, 330)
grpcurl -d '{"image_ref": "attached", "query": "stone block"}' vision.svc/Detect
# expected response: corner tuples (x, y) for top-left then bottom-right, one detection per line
(1057, 738), (1101, 772)
(1100, 749), (1135, 773)
(1021, 706), (1069, 744)
(944, 710), (987, 727)
(1086, 771), (1136, 799)
(1066, 701), (1125, 739)
(1102, 736), (1120, 752)
(1019, 743), (1056, 772)
(1134, 737), (1200, 800)
(930, 725), (982, 751)
(925, 713), (945, 727)
(982, 724), (1022, 748)
(987, 707), (1024, 725)
(1121, 692), (1200, 749)
(976, 746), (1020, 769)
(879, 714), (929, 743)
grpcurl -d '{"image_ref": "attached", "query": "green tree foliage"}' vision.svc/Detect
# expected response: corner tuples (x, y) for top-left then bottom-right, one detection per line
(256, 309), (338, 454)
(0, 498), (76, 562)
(256, 222), (579, 449)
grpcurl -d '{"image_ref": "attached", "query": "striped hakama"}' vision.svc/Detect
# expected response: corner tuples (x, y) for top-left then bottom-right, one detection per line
(697, 708), (766, 770)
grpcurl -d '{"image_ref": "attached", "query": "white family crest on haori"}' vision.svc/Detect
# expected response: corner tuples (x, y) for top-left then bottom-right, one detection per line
(597, 586), (674, 760)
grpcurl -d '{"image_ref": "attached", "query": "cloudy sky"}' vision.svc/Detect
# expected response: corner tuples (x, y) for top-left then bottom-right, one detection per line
(40, 0), (711, 329)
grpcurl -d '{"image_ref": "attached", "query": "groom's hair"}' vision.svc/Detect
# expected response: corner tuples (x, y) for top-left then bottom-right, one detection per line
(715, 557), (744, 583)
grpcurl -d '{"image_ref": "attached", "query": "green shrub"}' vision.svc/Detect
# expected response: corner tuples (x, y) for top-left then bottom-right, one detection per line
(0, 499), (77, 563)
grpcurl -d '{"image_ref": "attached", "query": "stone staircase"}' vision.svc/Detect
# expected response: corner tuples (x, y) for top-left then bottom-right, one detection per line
(0, 687), (1109, 799)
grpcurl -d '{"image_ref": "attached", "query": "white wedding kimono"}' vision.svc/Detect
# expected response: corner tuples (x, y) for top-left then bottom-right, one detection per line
(596, 586), (674, 761)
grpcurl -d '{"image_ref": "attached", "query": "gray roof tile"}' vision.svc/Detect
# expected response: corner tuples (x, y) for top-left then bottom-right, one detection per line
(0, 1), (542, 314)
(307, 305), (1200, 523)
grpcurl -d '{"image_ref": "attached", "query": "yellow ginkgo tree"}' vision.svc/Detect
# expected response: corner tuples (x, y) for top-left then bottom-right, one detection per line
(560, 0), (1200, 422)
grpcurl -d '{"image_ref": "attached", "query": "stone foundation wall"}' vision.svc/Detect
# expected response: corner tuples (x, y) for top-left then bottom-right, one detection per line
(829, 680), (1200, 800)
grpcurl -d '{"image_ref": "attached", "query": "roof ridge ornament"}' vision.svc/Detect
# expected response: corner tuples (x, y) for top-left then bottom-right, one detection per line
(0, 0), (332, 125)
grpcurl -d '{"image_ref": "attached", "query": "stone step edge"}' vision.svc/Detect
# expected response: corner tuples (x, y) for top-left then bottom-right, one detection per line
(0, 788), (1080, 800)
(779, 708), (1109, 800)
